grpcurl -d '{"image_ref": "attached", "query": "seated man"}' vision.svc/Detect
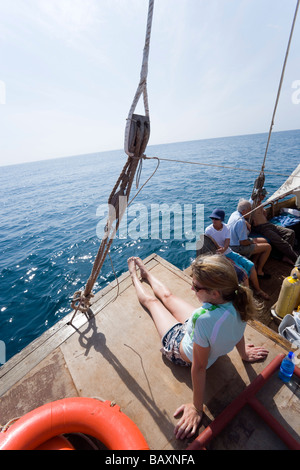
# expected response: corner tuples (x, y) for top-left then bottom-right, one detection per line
(251, 188), (298, 265)
(205, 208), (269, 300)
(228, 199), (271, 278)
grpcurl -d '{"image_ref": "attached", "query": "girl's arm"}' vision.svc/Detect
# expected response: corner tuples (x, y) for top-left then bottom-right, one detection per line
(173, 343), (210, 440)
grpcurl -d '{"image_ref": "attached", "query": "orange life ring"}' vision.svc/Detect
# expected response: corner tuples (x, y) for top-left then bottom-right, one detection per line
(36, 435), (75, 450)
(0, 398), (149, 450)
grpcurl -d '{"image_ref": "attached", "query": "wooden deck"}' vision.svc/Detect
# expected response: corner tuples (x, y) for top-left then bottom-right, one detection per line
(256, 256), (294, 327)
(0, 254), (299, 450)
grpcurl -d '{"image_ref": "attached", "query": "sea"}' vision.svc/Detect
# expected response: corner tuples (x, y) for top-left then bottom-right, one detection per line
(1, 129), (299, 362)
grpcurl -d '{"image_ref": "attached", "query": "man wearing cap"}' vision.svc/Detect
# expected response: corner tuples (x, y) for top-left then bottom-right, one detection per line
(205, 208), (270, 300)
(251, 189), (298, 265)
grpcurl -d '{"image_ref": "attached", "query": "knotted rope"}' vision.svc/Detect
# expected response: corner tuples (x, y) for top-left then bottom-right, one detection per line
(70, 1), (155, 321)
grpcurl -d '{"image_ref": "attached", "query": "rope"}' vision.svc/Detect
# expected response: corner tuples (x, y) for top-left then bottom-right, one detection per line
(124, 0), (154, 156)
(261, 0), (299, 172)
(141, 155), (299, 179)
(1, 417), (20, 433)
(70, 1), (155, 318)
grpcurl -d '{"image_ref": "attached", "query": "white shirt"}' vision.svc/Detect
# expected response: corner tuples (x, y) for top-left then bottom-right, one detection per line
(181, 302), (246, 368)
(205, 223), (232, 255)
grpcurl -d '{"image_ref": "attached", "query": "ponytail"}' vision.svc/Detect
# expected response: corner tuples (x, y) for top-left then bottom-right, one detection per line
(192, 254), (259, 321)
(231, 284), (258, 322)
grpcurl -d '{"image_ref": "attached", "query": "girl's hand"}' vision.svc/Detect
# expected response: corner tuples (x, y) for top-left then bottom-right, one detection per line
(242, 343), (269, 362)
(173, 403), (203, 440)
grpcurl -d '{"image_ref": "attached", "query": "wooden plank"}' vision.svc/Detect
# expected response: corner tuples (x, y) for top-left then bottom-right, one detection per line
(0, 312), (88, 397)
(249, 319), (297, 353)
(0, 349), (79, 425)
(0, 311), (87, 380)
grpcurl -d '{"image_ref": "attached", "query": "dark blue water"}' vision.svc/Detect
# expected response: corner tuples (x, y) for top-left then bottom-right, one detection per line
(1, 130), (299, 361)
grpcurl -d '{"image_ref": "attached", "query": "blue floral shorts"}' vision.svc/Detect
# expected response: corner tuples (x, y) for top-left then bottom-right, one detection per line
(161, 321), (191, 367)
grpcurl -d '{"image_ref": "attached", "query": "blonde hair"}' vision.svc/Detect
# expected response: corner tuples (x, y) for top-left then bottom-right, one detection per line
(191, 254), (258, 322)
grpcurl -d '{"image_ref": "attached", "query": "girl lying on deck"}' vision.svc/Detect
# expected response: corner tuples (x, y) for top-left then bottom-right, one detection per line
(127, 254), (269, 441)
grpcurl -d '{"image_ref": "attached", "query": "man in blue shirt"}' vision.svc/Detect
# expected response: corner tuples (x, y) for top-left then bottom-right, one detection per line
(228, 199), (271, 279)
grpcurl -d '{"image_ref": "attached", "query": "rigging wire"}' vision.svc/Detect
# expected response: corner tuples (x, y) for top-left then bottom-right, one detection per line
(141, 155), (300, 179)
(250, 0), (299, 218)
(261, 0), (299, 172)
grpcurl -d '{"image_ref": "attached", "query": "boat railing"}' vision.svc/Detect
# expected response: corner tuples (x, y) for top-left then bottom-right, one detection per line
(265, 195), (298, 219)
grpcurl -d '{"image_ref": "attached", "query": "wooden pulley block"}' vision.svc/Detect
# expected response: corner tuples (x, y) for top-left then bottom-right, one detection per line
(127, 114), (150, 156)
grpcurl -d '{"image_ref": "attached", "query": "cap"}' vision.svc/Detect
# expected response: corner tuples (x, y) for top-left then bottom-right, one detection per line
(209, 208), (225, 221)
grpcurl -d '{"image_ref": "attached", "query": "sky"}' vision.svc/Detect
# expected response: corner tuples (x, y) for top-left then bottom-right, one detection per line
(0, 0), (299, 167)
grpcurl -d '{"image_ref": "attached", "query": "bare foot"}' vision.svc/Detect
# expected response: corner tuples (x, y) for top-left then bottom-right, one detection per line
(255, 289), (270, 301)
(134, 257), (149, 280)
(127, 257), (138, 278)
(127, 257), (156, 307)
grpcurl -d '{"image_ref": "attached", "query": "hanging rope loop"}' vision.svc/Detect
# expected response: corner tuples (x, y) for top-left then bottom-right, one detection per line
(124, 0), (154, 156)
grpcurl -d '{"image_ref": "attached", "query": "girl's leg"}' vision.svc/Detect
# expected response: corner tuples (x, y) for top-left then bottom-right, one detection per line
(128, 257), (178, 339)
(134, 257), (196, 323)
